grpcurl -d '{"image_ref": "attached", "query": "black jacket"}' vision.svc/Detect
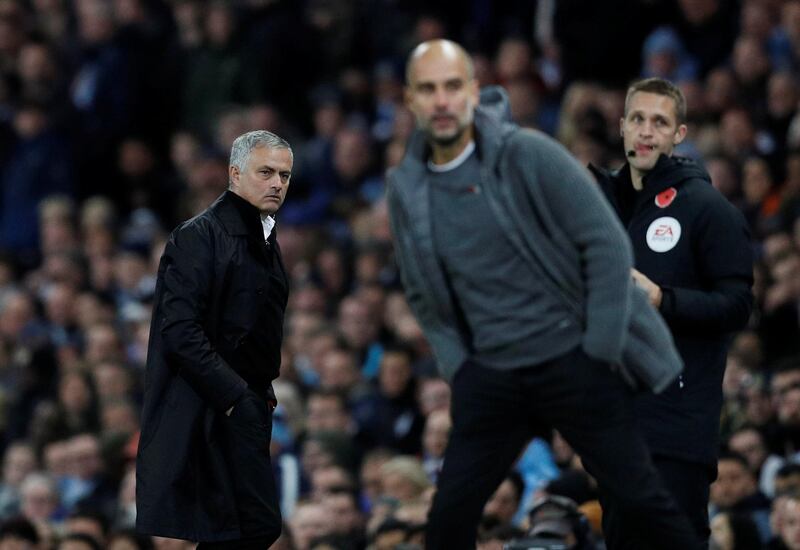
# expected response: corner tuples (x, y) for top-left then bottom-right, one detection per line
(136, 191), (288, 541)
(592, 155), (753, 466)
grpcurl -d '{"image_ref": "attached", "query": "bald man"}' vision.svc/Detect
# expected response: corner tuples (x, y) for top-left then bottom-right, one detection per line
(386, 40), (701, 549)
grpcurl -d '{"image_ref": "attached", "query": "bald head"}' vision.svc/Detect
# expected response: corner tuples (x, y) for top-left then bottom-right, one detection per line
(406, 40), (475, 85)
(404, 40), (479, 156)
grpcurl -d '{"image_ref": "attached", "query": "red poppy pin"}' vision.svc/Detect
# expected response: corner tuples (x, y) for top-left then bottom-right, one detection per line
(655, 187), (677, 208)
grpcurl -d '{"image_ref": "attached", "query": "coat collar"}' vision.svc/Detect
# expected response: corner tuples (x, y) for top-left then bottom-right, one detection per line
(591, 154), (710, 204)
(212, 190), (266, 238)
(399, 103), (511, 179)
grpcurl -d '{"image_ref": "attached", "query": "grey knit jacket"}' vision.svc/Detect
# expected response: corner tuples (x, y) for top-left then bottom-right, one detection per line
(386, 87), (683, 392)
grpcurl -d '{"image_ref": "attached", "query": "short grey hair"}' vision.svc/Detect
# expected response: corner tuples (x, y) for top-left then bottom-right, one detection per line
(229, 130), (293, 173)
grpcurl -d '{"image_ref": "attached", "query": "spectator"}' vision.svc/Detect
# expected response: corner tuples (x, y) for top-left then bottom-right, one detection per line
(19, 473), (62, 527)
(728, 425), (786, 498)
(354, 345), (425, 455)
(305, 389), (355, 437)
(0, 443), (38, 519)
(0, 2), (797, 548)
(0, 102), (74, 266)
(378, 456), (430, 504)
(710, 451), (772, 543)
(482, 471), (524, 529)
(289, 501), (334, 550)
(709, 511), (764, 550)
(64, 506), (108, 548)
(0, 516), (39, 549)
(774, 493), (800, 550)
(420, 409), (450, 483)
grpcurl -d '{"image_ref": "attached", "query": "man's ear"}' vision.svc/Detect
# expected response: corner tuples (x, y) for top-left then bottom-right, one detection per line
(673, 124), (688, 146)
(404, 86), (414, 109)
(229, 165), (239, 188)
(469, 78), (480, 106)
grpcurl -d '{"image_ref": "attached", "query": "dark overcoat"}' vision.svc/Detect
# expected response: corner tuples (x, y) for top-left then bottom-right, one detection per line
(592, 156), (753, 467)
(136, 191), (286, 541)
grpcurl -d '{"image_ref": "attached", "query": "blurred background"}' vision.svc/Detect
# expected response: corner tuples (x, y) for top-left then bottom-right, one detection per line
(1, 0), (800, 549)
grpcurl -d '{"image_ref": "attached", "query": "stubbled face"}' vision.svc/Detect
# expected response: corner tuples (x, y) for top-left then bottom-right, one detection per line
(621, 91), (686, 176)
(229, 146), (293, 215)
(405, 44), (479, 147)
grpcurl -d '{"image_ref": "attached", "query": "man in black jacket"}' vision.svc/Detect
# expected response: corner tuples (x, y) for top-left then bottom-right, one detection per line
(591, 77), (753, 548)
(136, 131), (292, 548)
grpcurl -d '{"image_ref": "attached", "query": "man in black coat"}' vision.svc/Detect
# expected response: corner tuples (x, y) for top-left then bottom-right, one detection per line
(136, 130), (293, 548)
(591, 78), (753, 548)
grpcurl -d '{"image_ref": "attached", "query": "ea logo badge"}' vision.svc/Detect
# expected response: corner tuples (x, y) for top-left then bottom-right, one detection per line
(646, 217), (681, 252)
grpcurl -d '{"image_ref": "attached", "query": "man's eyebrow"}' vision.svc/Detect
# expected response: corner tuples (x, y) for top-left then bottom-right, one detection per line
(254, 163), (290, 172)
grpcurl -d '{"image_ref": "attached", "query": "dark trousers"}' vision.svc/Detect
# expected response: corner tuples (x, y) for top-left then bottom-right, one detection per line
(602, 456), (712, 549)
(425, 348), (701, 550)
(199, 390), (281, 548)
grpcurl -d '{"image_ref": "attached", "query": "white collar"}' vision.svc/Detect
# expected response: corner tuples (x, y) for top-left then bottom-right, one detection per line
(261, 214), (276, 240)
(427, 140), (476, 172)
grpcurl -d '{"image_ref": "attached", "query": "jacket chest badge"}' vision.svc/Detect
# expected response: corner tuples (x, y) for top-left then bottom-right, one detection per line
(646, 216), (681, 252)
(655, 187), (677, 208)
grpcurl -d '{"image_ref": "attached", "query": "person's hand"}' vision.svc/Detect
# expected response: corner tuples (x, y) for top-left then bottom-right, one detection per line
(631, 268), (662, 308)
(225, 405), (234, 416)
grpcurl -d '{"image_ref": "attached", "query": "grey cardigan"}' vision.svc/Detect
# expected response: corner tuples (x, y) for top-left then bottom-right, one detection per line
(386, 87), (683, 392)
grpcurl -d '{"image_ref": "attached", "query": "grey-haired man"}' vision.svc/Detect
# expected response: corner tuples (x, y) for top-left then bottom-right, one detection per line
(137, 131), (292, 548)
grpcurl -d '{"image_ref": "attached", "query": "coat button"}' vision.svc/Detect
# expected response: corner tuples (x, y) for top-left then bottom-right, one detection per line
(256, 287), (264, 295)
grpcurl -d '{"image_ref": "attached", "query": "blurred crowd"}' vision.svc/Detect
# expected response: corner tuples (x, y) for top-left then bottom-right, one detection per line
(1, 0), (800, 549)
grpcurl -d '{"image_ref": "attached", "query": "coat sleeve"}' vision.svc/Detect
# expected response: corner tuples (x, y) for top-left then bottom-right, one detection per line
(158, 221), (247, 411)
(385, 182), (428, 327)
(515, 131), (634, 365)
(385, 176), (467, 381)
(659, 195), (754, 333)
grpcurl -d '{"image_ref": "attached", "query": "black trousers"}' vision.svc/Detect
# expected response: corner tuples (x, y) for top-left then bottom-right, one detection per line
(602, 455), (712, 549)
(198, 390), (281, 549)
(425, 348), (701, 550)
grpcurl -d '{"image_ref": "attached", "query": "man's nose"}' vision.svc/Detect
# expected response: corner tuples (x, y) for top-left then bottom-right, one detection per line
(434, 87), (449, 107)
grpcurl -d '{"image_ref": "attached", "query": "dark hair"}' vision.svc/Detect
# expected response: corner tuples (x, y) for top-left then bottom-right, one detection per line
(68, 506), (110, 535)
(381, 342), (416, 363)
(0, 516), (39, 543)
(477, 523), (526, 543)
(772, 356), (800, 375)
(373, 517), (411, 536)
(544, 469), (596, 505)
(308, 533), (360, 550)
(776, 463), (800, 479)
(718, 450), (752, 473)
(57, 533), (103, 550)
(625, 77), (687, 126)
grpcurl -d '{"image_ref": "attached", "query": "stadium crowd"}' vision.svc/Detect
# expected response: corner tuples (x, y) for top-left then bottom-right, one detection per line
(1, 0), (800, 548)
